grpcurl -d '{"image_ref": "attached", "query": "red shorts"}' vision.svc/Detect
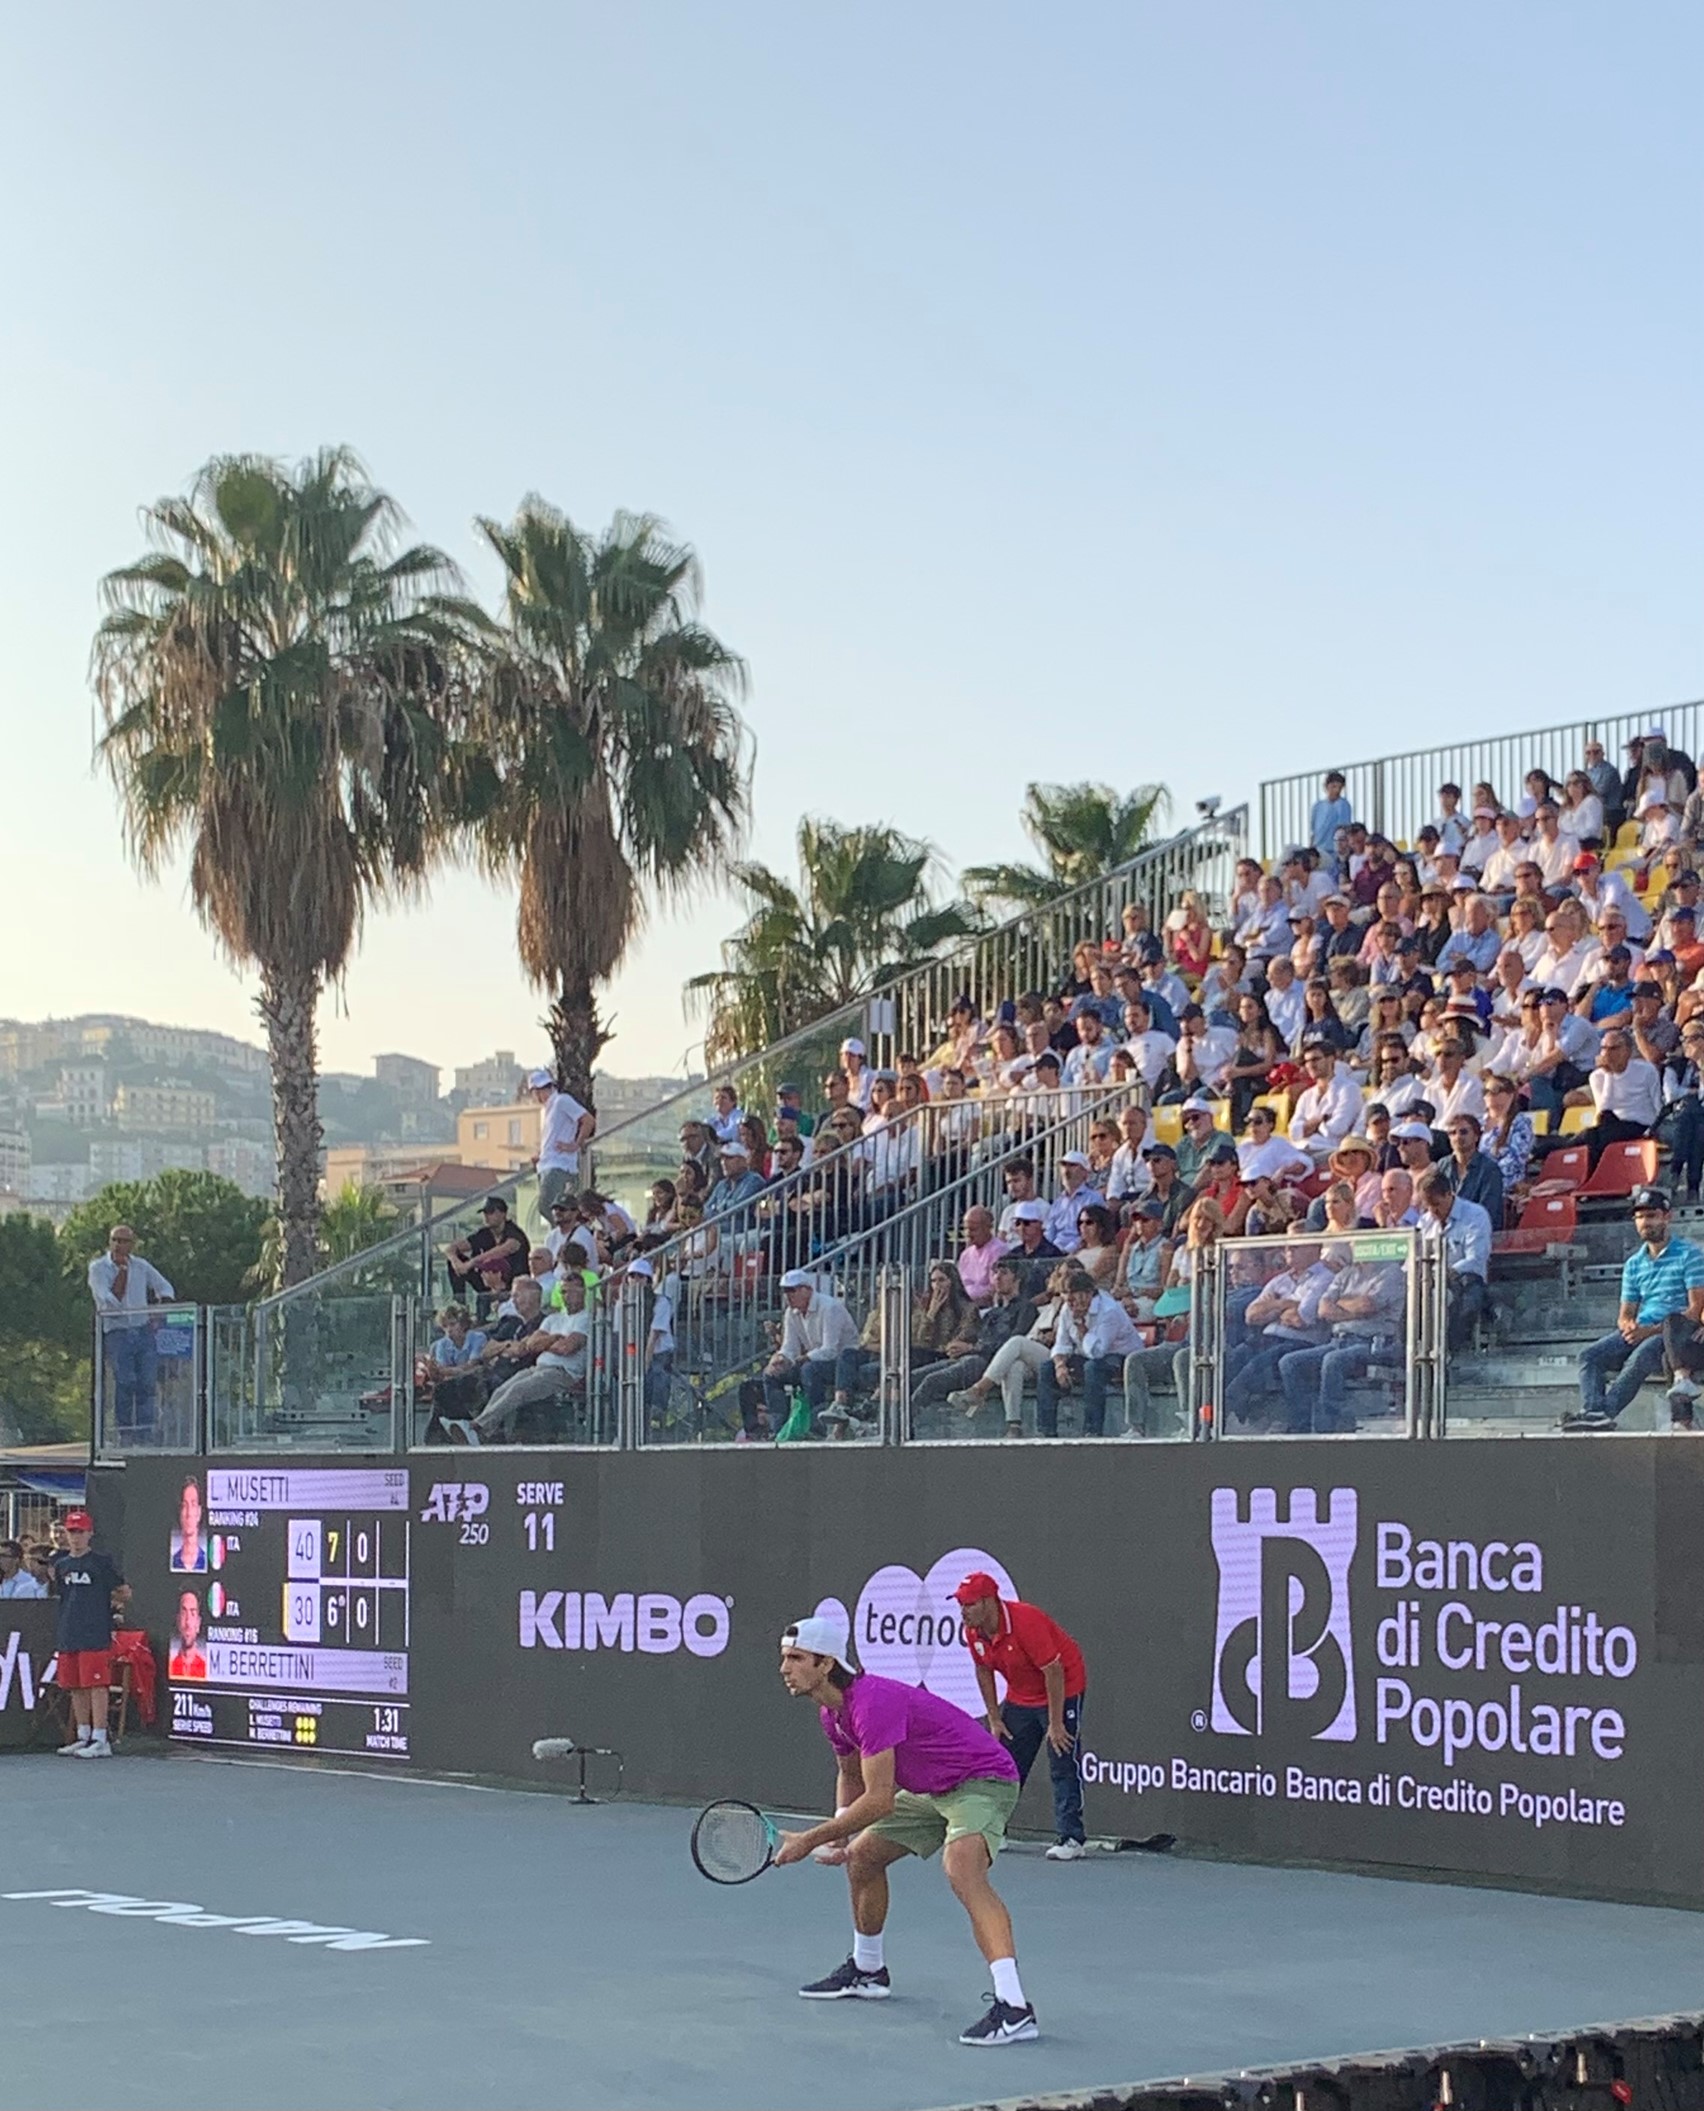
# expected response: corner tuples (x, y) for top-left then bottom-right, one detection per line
(55, 1650), (113, 1691)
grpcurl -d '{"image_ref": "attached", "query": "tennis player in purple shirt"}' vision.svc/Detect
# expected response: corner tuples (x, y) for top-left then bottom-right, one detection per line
(774, 1611), (1038, 2047)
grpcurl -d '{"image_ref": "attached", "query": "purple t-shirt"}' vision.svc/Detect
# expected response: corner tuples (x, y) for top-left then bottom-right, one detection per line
(820, 1673), (1019, 1794)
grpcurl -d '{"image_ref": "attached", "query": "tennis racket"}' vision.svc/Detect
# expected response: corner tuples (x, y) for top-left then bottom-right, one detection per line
(691, 1798), (781, 1884)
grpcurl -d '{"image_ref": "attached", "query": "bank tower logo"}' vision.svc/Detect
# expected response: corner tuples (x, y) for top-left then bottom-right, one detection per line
(1209, 1487), (1356, 1742)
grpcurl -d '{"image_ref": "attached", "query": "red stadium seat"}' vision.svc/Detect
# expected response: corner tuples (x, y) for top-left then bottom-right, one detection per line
(1533, 1145), (1590, 1193)
(1577, 1139), (1661, 1201)
(1494, 1191), (1578, 1255)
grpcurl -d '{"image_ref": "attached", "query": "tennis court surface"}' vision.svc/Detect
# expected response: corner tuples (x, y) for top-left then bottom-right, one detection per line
(7, 1752), (1704, 2111)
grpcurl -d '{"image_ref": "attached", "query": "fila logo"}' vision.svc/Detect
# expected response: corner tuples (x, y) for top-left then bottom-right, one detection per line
(1210, 1487), (1356, 1743)
(819, 1546), (1018, 1721)
(419, 1484), (490, 1523)
(0, 1630), (42, 1713)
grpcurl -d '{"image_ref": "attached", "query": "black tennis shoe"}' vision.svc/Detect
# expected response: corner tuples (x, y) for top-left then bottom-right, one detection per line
(799, 1957), (891, 2000)
(959, 1996), (1039, 2045)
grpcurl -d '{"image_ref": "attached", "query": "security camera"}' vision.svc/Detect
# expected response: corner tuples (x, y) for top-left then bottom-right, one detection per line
(1195, 796), (1222, 818)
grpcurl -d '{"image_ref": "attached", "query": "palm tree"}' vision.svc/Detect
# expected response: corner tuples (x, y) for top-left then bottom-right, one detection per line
(688, 818), (980, 1063)
(962, 781), (1172, 911)
(94, 449), (468, 1286)
(467, 500), (750, 1104)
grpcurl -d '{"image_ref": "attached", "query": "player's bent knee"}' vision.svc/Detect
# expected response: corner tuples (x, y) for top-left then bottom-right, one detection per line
(942, 1834), (993, 1892)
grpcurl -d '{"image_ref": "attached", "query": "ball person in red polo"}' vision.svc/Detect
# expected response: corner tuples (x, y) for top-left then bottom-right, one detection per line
(956, 1571), (1088, 1861)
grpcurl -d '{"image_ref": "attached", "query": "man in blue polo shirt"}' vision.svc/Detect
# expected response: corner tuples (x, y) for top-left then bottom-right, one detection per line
(1565, 1187), (1704, 1431)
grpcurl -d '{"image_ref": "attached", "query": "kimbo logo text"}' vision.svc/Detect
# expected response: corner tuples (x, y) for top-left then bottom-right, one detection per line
(518, 1590), (730, 1656)
(1210, 1487), (1356, 1743)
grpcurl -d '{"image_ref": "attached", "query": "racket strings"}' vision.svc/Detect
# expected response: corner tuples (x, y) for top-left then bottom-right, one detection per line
(693, 1801), (772, 1883)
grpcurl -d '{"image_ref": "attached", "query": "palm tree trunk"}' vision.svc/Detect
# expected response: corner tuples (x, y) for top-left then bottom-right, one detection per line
(548, 984), (608, 1110)
(259, 963), (324, 1287)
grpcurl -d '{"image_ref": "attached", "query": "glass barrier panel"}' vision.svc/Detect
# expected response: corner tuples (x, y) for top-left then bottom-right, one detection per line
(1208, 1228), (1420, 1440)
(93, 1305), (200, 1455)
(209, 1294), (397, 1453)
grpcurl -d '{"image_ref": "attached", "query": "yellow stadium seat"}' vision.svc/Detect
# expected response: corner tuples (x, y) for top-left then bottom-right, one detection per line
(1212, 1100), (1234, 1132)
(1528, 1108), (1552, 1137)
(1615, 820), (1641, 852)
(1606, 847), (1640, 872)
(1152, 1105), (1184, 1147)
(1558, 1105), (1593, 1136)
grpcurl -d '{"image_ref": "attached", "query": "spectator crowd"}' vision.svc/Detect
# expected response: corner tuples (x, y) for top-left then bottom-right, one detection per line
(435, 730), (1703, 1445)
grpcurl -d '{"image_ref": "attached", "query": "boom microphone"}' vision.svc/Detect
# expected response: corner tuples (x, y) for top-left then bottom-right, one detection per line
(531, 1738), (578, 1760)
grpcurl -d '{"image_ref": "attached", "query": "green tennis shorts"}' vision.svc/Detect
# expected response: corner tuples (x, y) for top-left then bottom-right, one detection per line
(865, 1776), (1020, 1861)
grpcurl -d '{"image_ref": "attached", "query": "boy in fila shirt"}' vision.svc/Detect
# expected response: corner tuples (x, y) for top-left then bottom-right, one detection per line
(775, 1613), (1038, 2047)
(51, 1509), (130, 1757)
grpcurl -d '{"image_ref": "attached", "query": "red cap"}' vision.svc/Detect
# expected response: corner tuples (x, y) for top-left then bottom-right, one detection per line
(62, 1510), (93, 1533)
(1574, 852), (1600, 872)
(953, 1571), (1002, 1606)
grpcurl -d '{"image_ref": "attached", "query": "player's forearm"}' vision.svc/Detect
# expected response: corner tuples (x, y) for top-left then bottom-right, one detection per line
(799, 1784), (894, 1850)
(975, 1665), (1001, 1724)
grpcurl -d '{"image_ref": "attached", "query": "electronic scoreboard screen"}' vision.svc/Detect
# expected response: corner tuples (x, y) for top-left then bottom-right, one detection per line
(165, 1467), (412, 1760)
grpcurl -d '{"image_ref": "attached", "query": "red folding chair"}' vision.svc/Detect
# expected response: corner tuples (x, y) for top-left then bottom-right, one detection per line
(1577, 1138), (1660, 1201)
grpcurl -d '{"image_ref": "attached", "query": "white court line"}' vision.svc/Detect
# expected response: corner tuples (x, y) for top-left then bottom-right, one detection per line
(182, 1752), (506, 1793)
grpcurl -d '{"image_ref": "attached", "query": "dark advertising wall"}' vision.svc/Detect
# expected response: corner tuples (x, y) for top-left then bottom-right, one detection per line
(0, 1601), (57, 1749)
(94, 1440), (1704, 1907)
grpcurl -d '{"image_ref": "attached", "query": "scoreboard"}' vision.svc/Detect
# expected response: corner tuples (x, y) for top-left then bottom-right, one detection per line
(167, 1467), (412, 1760)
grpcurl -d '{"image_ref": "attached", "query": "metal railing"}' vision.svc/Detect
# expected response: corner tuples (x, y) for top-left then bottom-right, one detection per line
(94, 1221), (1647, 1457)
(627, 1083), (1136, 1444)
(579, 806), (1248, 1196)
(257, 810), (1247, 1312)
(1257, 702), (1704, 861)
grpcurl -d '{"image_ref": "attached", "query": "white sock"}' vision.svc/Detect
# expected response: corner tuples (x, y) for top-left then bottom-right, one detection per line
(74, 1725), (92, 1745)
(853, 1933), (884, 1973)
(89, 1730), (110, 1747)
(990, 1958), (1025, 2009)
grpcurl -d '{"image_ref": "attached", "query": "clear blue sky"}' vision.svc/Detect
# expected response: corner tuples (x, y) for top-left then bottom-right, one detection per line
(2, 3), (1698, 1083)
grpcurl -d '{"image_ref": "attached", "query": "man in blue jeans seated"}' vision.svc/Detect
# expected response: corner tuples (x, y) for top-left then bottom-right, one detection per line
(1277, 1245), (1407, 1433)
(1036, 1269), (1143, 1437)
(1565, 1187), (1704, 1431)
(958, 1573), (1089, 1862)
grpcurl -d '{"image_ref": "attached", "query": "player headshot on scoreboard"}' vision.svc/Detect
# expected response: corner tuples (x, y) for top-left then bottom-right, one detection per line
(169, 1476), (207, 1573)
(169, 1589), (208, 1681)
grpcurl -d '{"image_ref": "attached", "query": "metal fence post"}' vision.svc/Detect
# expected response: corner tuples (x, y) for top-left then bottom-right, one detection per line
(1189, 1244), (1225, 1442)
(879, 1264), (910, 1445)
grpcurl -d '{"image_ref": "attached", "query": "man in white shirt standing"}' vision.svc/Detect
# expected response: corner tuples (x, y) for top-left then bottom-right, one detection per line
(1287, 1040), (1366, 1166)
(530, 1068), (595, 1218)
(88, 1225), (176, 1440)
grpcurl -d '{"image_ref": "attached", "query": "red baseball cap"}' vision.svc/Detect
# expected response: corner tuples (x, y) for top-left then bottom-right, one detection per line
(62, 1510), (93, 1533)
(953, 1571), (1002, 1606)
